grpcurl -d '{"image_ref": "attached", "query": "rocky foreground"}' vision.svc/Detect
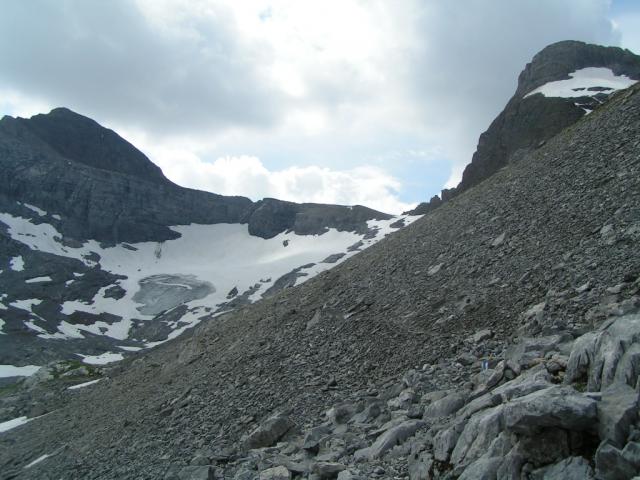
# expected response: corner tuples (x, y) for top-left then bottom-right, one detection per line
(3, 69), (640, 480)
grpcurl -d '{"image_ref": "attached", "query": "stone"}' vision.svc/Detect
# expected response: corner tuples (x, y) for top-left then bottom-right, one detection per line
(336, 471), (359, 480)
(451, 405), (505, 467)
(354, 420), (424, 460)
(623, 442), (640, 468)
(408, 451), (433, 480)
(595, 442), (637, 480)
(565, 314), (640, 391)
(530, 456), (595, 479)
(244, 413), (295, 450)
(457, 456), (502, 480)
(303, 425), (332, 451)
(491, 232), (506, 247)
(505, 335), (564, 374)
(433, 421), (466, 462)
(177, 466), (215, 480)
(259, 466), (291, 480)
(313, 462), (346, 478)
(598, 383), (639, 447)
(423, 391), (468, 418)
(327, 403), (362, 425)
(503, 386), (597, 434)
(465, 329), (493, 344)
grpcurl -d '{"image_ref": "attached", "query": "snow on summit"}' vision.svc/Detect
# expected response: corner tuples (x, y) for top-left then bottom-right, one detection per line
(524, 67), (637, 99)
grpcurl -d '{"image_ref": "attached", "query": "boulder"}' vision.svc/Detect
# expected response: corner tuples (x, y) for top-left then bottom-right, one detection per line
(259, 466), (291, 480)
(423, 391), (468, 419)
(597, 383), (639, 447)
(503, 386), (597, 435)
(451, 405), (505, 467)
(458, 457), (501, 480)
(595, 442), (638, 480)
(177, 466), (215, 480)
(529, 456), (595, 480)
(244, 413), (295, 450)
(354, 420), (424, 460)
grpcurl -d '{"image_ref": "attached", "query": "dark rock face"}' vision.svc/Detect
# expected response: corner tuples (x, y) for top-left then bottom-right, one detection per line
(0, 109), (389, 244)
(407, 40), (640, 216)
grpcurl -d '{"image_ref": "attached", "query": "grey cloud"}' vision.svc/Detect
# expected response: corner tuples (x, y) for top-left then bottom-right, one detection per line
(0, 0), (283, 133)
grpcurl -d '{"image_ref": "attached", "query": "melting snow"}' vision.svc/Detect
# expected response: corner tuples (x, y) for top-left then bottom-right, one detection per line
(1, 211), (422, 351)
(9, 256), (24, 271)
(0, 365), (41, 378)
(0, 416), (31, 433)
(24, 454), (51, 469)
(524, 67), (637, 99)
(22, 203), (47, 217)
(77, 352), (124, 365)
(67, 379), (101, 390)
(25, 276), (52, 284)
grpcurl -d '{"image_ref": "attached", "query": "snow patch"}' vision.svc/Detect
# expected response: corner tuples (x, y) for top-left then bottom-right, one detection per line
(22, 203), (47, 217)
(25, 276), (52, 284)
(78, 352), (124, 365)
(524, 67), (637, 99)
(67, 379), (101, 390)
(0, 365), (41, 378)
(9, 256), (24, 271)
(24, 454), (51, 469)
(0, 416), (31, 433)
(10, 298), (42, 312)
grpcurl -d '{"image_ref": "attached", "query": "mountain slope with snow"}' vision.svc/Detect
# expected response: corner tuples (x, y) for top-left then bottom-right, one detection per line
(0, 109), (418, 369)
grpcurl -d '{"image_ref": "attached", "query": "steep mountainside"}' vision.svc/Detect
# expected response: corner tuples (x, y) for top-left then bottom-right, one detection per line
(410, 40), (640, 214)
(2, 58), (639, 479)
(0, 108), (414, 368)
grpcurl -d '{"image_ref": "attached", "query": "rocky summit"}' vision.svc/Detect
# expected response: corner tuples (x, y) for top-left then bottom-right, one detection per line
(409, 40), (640, 215)
(1, 41), (640, 480)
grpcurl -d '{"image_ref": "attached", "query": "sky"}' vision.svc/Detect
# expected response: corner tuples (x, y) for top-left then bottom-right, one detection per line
(0, 0), (639, 214)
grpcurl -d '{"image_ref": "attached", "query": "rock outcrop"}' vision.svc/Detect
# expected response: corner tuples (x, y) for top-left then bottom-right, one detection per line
(408, 40), (640, 216)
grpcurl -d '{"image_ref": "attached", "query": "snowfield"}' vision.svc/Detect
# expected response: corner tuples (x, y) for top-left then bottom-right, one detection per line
(524, 67), (637, 112)
(0, 210), (421, 356)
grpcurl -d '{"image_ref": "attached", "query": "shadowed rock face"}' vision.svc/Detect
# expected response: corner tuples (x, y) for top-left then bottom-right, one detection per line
(408, 40), (640, 216)
(0, 108), (390, 243)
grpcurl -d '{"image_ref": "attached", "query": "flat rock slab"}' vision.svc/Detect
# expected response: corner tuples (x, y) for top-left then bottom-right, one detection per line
(504, 386), (597, 434)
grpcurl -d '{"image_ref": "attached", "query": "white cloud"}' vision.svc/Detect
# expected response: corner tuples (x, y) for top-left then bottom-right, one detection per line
(148, 147), (415, 214)
(0, 0), (628, 207)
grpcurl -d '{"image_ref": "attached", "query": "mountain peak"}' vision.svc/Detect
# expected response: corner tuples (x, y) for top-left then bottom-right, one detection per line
(17, 107), (168, 184)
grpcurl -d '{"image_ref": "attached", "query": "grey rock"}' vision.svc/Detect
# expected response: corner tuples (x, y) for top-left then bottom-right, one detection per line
(466, 329), (493, 344)
(354, 420), (424, 460)
(503, 386), (597, 434)
(458, 456), (501, 480)
(423, 391), (468, 418)
(303, 425), (332, 451)
(595, 442), (638, 480)
(598, 383), (639, 447)
(259, 466), (291, 480)
(433, 420), (466, 462)
(408, 451), (433, 480)
(177, 466), (215, 480)
(530, 456), (595, 480)
(244, 413), (295, 450)
(313, 462), (345, 478)
(451, 405), (504, 467)
(565, 314), (640, 391)
(623, 441), (640, 468)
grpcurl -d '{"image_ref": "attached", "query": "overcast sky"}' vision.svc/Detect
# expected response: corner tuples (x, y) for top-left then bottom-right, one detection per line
(1, 0), (639, 213)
